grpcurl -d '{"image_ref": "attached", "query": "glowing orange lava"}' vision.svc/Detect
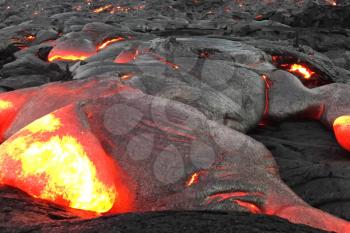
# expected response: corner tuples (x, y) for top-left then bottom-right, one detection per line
(97, 37), (125, 51)
(0, 105), (121, 214)
(120, 73), (135, 81)
(234, 200), (262, 214)
(0, 91), (33, 142)
(24, 35), (36, 42)
(48, 54), (89, 62)
(0, 79), (136, 214)
(48, 40), (97, 62)
(186, 172), (200, 187)
(288, 64), (315, 79)
(93, 4), (113, 13)
(333, 115), (350, 152)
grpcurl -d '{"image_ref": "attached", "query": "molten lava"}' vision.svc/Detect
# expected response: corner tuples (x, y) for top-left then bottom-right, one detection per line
(120, 73), (135, 81)
(97, 37), (125, 51)
(288, 64), (315, 80)
(24, 35), (36, 42)
(333, 115), (350, 152)
(92, 4), (145, 14)
(0, 105), (120, 214)
(0, 100), (13, 110)
(48, 54), (89, 62)
(271, 55), (332, 88)
(186, 172), (201, 187)
(48, 39), (97, 62)
(93, 4), (113, 13)
(0, 91), (33, 142)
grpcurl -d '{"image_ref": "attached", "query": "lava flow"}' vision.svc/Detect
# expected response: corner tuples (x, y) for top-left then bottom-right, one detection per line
(48, 54), (89, 62)
(333, 115), (350, 152)
(271, 55), (332, 88)
(186, 172), (201, 187)
(287, 64), (315, 79)
(93, 4), (113, 13)
(24, 35), (36, 42)
(48, 36), (126, 62)
(0, 105), (121, 214)
(0, 90), (34, 142)
(97, 37), (125, 51)
(48, 39), (97, 62)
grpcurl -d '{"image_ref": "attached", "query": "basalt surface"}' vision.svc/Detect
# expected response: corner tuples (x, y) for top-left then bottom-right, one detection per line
(1, 0), (350, 233)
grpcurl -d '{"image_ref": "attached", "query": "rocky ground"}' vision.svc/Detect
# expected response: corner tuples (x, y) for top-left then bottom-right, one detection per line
(1, 0), (350, 232)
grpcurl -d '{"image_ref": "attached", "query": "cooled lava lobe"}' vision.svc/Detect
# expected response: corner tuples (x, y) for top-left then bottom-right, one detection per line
(1, 0), (350, 233)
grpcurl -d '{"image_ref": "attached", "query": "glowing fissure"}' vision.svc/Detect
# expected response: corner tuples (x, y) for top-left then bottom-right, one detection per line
(48, 36), (125, 62)
(93, 4), (113, 13)
(288, 64), (315, 79)
(234, 200), (262, 214)
(48, 54), (89, 62)
(0, 110), (117, 214)
(97, 37), (125, 51)
(207, 191), (263, 214)
(92, 4), (145, 14)
(113, 48), (180, 69)
(186, 172), (201, 187)
(258, 74), (272, 127)
(24, 35), (36, 42)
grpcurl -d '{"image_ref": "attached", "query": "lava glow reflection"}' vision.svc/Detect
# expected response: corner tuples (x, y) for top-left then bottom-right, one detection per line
(0, 109), (118, 214)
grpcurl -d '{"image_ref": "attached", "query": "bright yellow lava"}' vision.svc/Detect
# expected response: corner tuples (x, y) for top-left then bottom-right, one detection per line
(27, 114), (62, 133)
(334, 115), (350, 127)
(48, 55), (88, 62)
(0, 114), (117, 213)
(98, 37), (124, 50)
(0, 100), (13, 110)
(289, 64), (315, 79)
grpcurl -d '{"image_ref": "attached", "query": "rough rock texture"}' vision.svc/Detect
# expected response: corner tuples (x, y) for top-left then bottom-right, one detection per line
(250, 120), (350, 221)
(1, 0), (350, 233)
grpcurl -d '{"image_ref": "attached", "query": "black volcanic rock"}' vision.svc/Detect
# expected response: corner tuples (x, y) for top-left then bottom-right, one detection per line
(0, 187), (327, 233)
(250, 120), (350, 221)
